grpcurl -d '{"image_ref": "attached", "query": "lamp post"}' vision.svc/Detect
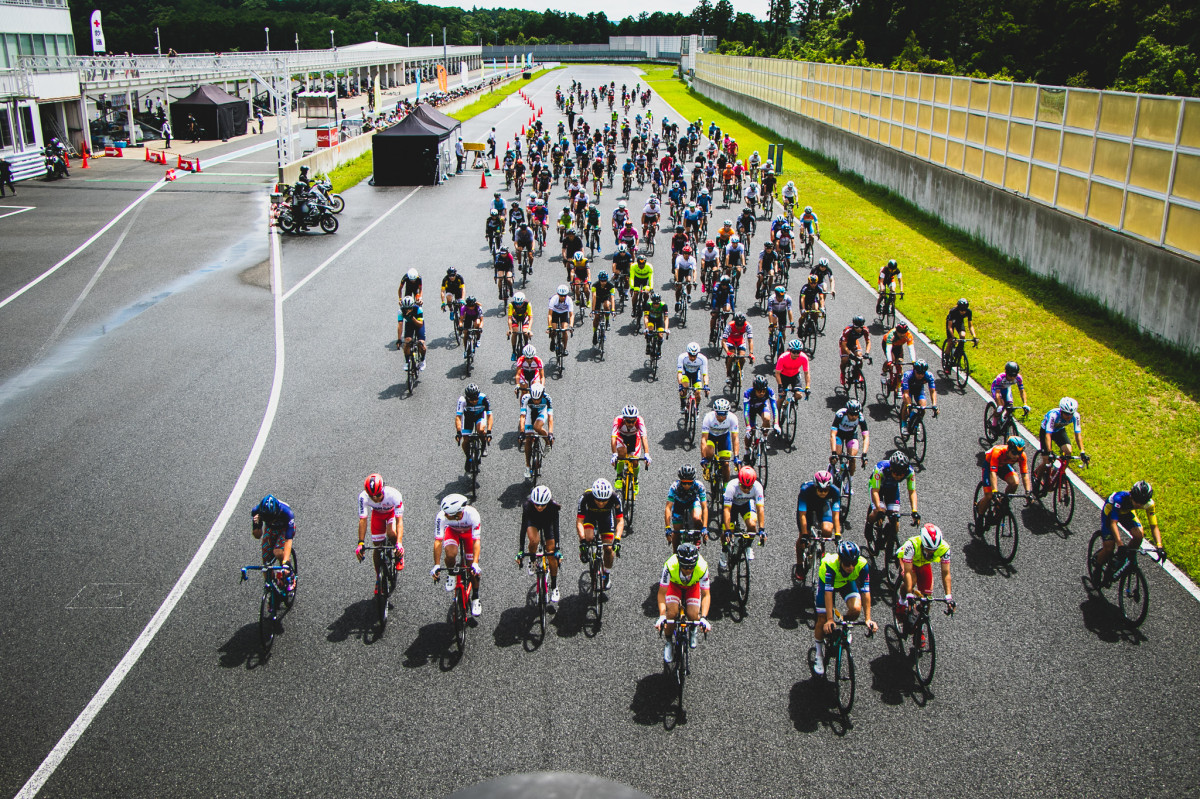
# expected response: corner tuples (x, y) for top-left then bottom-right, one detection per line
(330, 30), (335, 49)
(406, 33), (410, 48)
(155, 27), (161, 55)
(265, 27), (270, 52)
(295, 33), (299, 50)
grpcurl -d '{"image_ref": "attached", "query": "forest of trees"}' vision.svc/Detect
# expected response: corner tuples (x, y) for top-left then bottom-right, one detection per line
(75, 0), (1198, 96)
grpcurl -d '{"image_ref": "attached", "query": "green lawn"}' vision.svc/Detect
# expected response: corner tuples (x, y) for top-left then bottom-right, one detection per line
(449, 66), (564, 122)
(327, 151), (372, 195)
(638, 65), (1200, 580)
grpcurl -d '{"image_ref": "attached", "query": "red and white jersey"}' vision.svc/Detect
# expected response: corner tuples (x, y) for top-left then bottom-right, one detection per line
(359, 486), (404, 539)
(515, 355), (544, 379)
(611, 415), (647, 440)
(434, 506), (482, 542)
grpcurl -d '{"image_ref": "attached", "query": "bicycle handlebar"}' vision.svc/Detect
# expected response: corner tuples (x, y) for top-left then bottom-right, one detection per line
(240, 564), (289, 581)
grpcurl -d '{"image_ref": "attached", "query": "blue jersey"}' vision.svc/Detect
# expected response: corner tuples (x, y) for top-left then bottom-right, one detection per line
(667, 479), (707, 512)
(742, 386), (777, 417)
(683, 208), (703, 225)
(251, 499), (296, 540)
(697, 194), (712, 212)
(1041, 408), (1081, 434)
(456, 393), (492, 422)
(796, 481), (842, 518)
(1102, 491), (1155, 528)
(901, 369), (935, 398)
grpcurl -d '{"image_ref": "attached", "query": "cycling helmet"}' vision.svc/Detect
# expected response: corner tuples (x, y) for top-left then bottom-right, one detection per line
(510, 200), (520, 207)
(464, 383), (480, 400)
(650, 292), (662, 304)
(598, 271), (609, 281)
(1006, 435), (1025, 453)
(518, 221), (529, 228)
(678, 464), (697, 481)
(845, 399), (862, 415)
(591, 479), (614, 500)
(529, 382), (545, 400)
(440, 494), (469, 516)
(1059, 397), (1078, 414)
(887, 259), (897, 269)
(781, 223), (791, 232)
(1005, 361), (1020, 377)
(557, 285), (570, 297)
(735, 160), (743, 167)
(738, 466), (757, 489)
(675, 224), (685, 234)
(364, 474), (384, 501)
(446, 267), (458, 277)
(852, 315), (865, 327)
(888, 452), (910, 471)
(499, 246), (510, 255)
(512, 293), (526, 304)
(804, 206), (813, 213)
(465, 295), (478, 306)
(688, 201), (697, 209)
(529, 484), (552, 506)
(753, 150), (760, 157)
(731, 236), (740, 245)
(618, 244), (628, 254)
(919, 523), (943, 552)
(400, 296), (415, 310)
(753, 375), (769, 390)
(259, 494), (280, 516)
(489, 209), (498, 217)
(786, 180), (795, 188)
(913, 359), (929, 373)
(624, 220), (634, 227)
(733, 312), (746, 324)
(957, 298), (969, 309)
(676, 542), (701, 568)
(814, 470), (834, 489)
(562, 206), (570, 213)
(523, 344), (537, 358)
(687, 342), (701, 356)
(818, 258), (829, 267)
(618, 201), (627, 209)
(807, 274), (818, 284)
(706, 239), (716, 248)
(406, 268), (419, 280)
(622, 404), (639, 419)
(837, 540), (860, 566)
(637, 255), (648, 264)
(494, 191), (501, 197)
(775, 215), (785, 224)
(713, 398), (731, 414)
(1130, 481), (1153, 504)
(682, 244), (693, 254)
(896, 321), (909, 332)
(573, 251), (585, 263)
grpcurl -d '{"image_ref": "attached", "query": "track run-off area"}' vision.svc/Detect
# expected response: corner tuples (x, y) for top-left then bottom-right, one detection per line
(2, 65), (1198, 799)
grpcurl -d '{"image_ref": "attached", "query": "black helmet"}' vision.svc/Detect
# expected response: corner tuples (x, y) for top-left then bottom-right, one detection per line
(676, 542), (700, 568)
(957, 298), (969, 309)
(913, 359), (928, 373)
(465, 295), (478, 306)
(675, 224), (684, 233)
(852, 315), (865, 327)
(753, 375), (768, 390)
(464, 383), (480, 400)
(888, 452), (910, 471)
(678, 464), (697, 481)
(1130, 481), (1153, 504)
(1005, 361), (1020, 377)
(887, 259), (897, 269)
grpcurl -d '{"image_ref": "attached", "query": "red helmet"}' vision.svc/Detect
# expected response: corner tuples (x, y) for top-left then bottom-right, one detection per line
(738, 466), (757, 489)
(682, 244), (693, 254)
(364, 473), (384, 501)
(705, 239), (715, 248)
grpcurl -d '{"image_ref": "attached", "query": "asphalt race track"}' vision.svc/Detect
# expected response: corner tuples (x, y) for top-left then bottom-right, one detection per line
(2, 65), (1198, 799)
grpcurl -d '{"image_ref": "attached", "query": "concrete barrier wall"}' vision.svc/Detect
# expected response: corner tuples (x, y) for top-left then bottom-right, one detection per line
(693, 77), (1200, 353)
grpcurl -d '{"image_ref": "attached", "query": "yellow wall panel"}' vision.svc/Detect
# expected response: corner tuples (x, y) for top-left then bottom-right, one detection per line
(1037, 88), (1066, 124)
(964, 145), (984, 177)
(869, 95), (880, 116)
(904, 101), (918, 127)
(933, 106), (949, 133)
(1086, 182), (1123, 226)
(1173, 153), (1200, 202)
(906, 73), (920, 99)
(903, 128), (916, 153)
(989, 83), (1012, 114)
(916, 132), (931, 159)
(1004, 158), (1029, 193)
(1123, 192), (1165, 241)
(918, 103), (932, 132)
(880, 71), (894, 94)
(1098, 93), (1136, 136)
(1060, 131), (1094, 173)
(1180, 100), (1200, 148)
(987, 118), (1009, 150)
(920, 75), (934, 102)
(931, 136), (947, 164)
(969, 80), (990, 111)
(890, 124), (904, 148)
(984, 151), (1005, 185)
(951, 77), (970, 109)
(947, 141), (965, 171)
(892, 98), (905, 123)
(1033, 127), (1062, 164)
(1009, 122), (1033, 155)
(878, 121), (891, 143)
(1056, 173), (1088, 214)
(868, 117), (879, 140)
(1129, 145), (1172, 194)
(1029, 164), (1057, 202)
(1065, 89), (1099, 130)
(967, 113), (987, 145)
(1165, 203), (1200, 255)
(1092, 137), (1129, 182)
(935, 76), (951, 104)
(1012, 85), (1037, 120)
(870, 70), (882, 92)
(1136, 98), (1180, 143)
(949, 110), (967, 140)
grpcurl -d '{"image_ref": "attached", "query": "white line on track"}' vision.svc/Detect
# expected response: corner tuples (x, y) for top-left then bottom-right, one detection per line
(0, 205), (35, 220)
(819, 242), (1200, 602)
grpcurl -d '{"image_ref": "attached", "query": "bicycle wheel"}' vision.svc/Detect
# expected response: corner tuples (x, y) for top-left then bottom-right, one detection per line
(376, 567), (389, 632)
(838, 468), (853, 521)
(939, 339), (954, 373)
(972, 481), (987, 531)
(454, 582), (468, 654)
(284, 550), (299, 609)
(911, 419), (927, 465)
(674, 636), (688, 706)
(590, 554), (604, 622)
(259, 590), (276, 652)
(994, 509), (1019, 564)
(1118, 566), (1150, 627)
(1052, 475), (1076, 527)
(684, 401), (697, 447)
(835, 643), (856, 714)
(406, 359), (417, 395)
(530, 440), (543, 482)
(882, 536), (902, 598)
(623, 480), (636, 534)
(1086, 530), (1106, 588)
(757, 444), (769, 487)
(537, 568), (548, 640)
(912, 615), (936, 687)
(734, 545), (751, 611)
(851, 375), (867, 405)
(983, 402), (1002, 443)
(953, 349), (970, 389)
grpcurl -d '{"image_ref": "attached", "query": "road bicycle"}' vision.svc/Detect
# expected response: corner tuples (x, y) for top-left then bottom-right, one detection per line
(612, 272), (630, 316)
(571, 279), (591, 318)
(644, 329), (665, 380)
(534, 222), (546, 256)
(643, 223), (657, 256)
(880, 358), (905, 415)
(742, 424), (772, 487)
(972, 488), (1027, 564)
(725, 351), (750, 398)
(983, 402), (1029, 444)
(840, 354), (871, 405)
(940, 336), (976, 390)
(1086, 534), (1159, 628)
(761, 191), (774, 219)
(775, 387), (807, 448)
(517, 248), (532, 288)
(444, 299), (464, 347)
(518, 544), (553, 643)
(585, 226), (601, 258)
(796, 310), (820, 356)
(361, 545), (399, 635)
(240, 553), (297, 654)
(522, 431), (551, 483)
(899, 402), (937, 465)
(703, 454), (733, 518)
(830, 452), (865, 522)
(547, 326), (570, 378)
(460, 430), (487, 500)
(876, 290), (903, 329)
(584, 528), (615, 625)
(718, 516), (763, 613)
(433, 559), (475, 655)
(865, 510), (921, 599)
(509, 324), (531, 361)
(680, 383), (706, 448)
(462, 326), (480, 375)
(1032, 452), (1086, 527)
(808, 612), (871, 715)
(674, 279), (694, 328)
(487, 228), (502, 260)
(615, 455), (648, 534)
(766, 322), (793, 364)
(404, 345), (421, 396)
(889, 596), (955, 688)
(662, 617), (707, 711)
(592, 309), (612, 360)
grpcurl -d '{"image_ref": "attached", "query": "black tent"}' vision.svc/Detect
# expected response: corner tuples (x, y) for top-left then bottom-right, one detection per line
(411, 104), (461, 136)
(372, 111), (458, 186)
(170, 84), (248, 141)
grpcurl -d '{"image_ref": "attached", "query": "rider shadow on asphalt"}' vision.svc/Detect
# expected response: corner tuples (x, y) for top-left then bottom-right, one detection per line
(1079, 584), (1149, 645)
(403, 620), (462, 672)
(325, 597), (378, 645)
(788, 679), (853, 736)
(631, 670), (687, 729)
(218, 622), (272, 670)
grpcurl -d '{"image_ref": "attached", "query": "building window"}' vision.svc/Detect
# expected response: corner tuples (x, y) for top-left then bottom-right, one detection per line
(0, 108), (13, 150)
(20, 105), (35, 145)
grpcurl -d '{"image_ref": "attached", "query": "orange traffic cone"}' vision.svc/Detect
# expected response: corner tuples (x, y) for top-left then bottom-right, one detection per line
(494, 155), (500, 170)
(480, 171), (487, 189)
(521, 124), (525, 135)
(81, 145), (89, 169)
(538, 107), (543, 117)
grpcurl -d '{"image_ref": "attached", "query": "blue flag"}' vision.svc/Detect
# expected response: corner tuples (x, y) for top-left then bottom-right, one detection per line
(416, 72), (421, 101)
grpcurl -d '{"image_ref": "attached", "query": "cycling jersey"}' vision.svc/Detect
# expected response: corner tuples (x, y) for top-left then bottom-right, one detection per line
(515, 355), (543, 381)
(799, 212), (818, 232)
(400, 307), (425, 334)
(661, 554), (711, 588)
(398, 276), (421, 300)
(818, 553), (869, 591)
(644, 301), (669, 323)
(742, 387), (776, 416)
(722, 321), (752, 346)
(1041, 408), (1081, 435)
(577, 489), (624, 532)
(795, 481), (842, 523)
(251, 498), (296, 541)
(359, 486), (404, 540)
(946, 306), (973, 330)
(459, 303), (483, 322)
(456, 393), (492, 424)
(612, 415), (647, 444)
(725, 244), (746, 264)
(869, 460), (916, 496)
(701, 410), (739, 438)
(884, 327), (913, 351)
(547, 295), (574, 315)
(592, 280), (614, 302)
(515, 228), (534, 247)
(901, 369), (935, 398)
(716, 225), (734, 242)
(507, 300), (531, 322)
(675, 254), (697, 274)
(494, 253), (514, 272)
(723, 478), (764, 508)
(990, 373), (1025, 399)
(810, 262), (833, 284)
(434, 506), (482, 551)
(840, 325), (869, 350)
(677, 353), (709, 382)
(441, 275), (465, 297)
(775, 351), (810, 379)
(768, 294), (794, 315)
(667, 480), (707, 515)
(630, 262), (653, 283)
(519, 498), (561, 544)
(701, 246), (720, 264)
(710, 282), (735, 309)
(521, 393), (553, 424)
(798, 285), (823, 307)
(878, 266), (901, 287)
(1102, 491), (1157, 530)
(898, 535), (950, 567)
(831, 408), (868, 438)
(985, 444), (1027, 475)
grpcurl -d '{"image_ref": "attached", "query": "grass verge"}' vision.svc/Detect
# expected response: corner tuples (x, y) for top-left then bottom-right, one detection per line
(327, 151), (372, 195)
(449, 66), (564, 122)
(638, 65), (1200, 580)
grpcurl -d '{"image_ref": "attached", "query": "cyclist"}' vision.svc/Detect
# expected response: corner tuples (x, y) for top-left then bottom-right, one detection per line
(441, 267), (466, 323)
(547, 284), (575, 349)
(781, 179), (798, 214)
(810, 257), (836, 297)
(252, 494), (297, 593)
(514, 344), (544, 400)
(864, 452), (919, 538)
(701, 398), (740, 487)
(506, 292), (533, 360)
(721, 312), (754, 382)
(701, 239), (721, 284)
(485, 210), (503, 248)
(812, 540), (877, 676)
(696, 186), (713, 217)
(513, 221), (535, 276)
(665, 464), (708, 550)
(988, 361), (1031, 431)
(398, 296), (426, 372)
(458, 295), (483, 355)
(798, 205), (819, 250)
(743, 374), (778, 440)
(355, 474), (405, 581)
(945, 297), (976, 344)
(569, 251), (591, 300)
(881, 321), (915, 390)
(674, 244), (697, 310)
(677, 342), (710, 413)
(975, 436), (1032, 519)
(612, 200), (630, 245)
(794, 275), (822, 330)
(755, 240), (778, 298)
(454, 383), (493, 469)
(508, 198), (525, 234)
(556, 204), (574, 240)
(895, 523), (954, 631)
(517, 485), (562, 605)
(669, 224), (689, 261)
(584, 203), (602, 247)
(642, 291), (670, 356)
(493, 246), (515, 300)
(793, 470), (842, 580)
(655, 542), (712, 663)
(725, 235), (747, 280)
(830, 399), (870, 477)
(838, 315), (871, 388)
(590, 271), (616, 346)
(576, 478), (625, 590)
(736, 204), (756, 242)
(720, 465), (766, 570)
(616, 221), (639, 258)
(641, 195), (662, 239)
(1093, 481), (1164, 579)
(612, 243), (634, 298)
(715, 218), (735, 252)
(876, 259), (902, 313)
(683, 201), (705, 242)
(774, 339), (812, 404)
(560, 225), (584, 267)
(432, 494), (483, 617)
(1034, 397), (1087, 487)
(398, 268), (422, 307)
(899, 359), (938, 434)
(630, 254), (654, 308)
(491, 191), (508, 231)
(611, 405), (652, 495)
(519, 382), (555, 479)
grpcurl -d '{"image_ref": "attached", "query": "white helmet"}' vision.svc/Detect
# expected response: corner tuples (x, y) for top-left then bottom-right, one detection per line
(557, 284), (570, 296)
(618, 201), (627, 209)
(406, 268), (419, 280)
(731, 236), (740, 245)
(523, 344), (536, 358)
(530, 485), (552, 504)
(1059, 397), (1078, 414)
(529, 382), (545, 400)
(919, 523), (943, 552)
(686, 342), (701, 356)
(786, 180), (795, 188)
(440, 494), (469, 516)
(591, 479), (614, 500)
(512, 292), (526, 303)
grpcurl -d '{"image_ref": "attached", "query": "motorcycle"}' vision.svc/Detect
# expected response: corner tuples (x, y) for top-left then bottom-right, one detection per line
(276, 191), (338, 234)
(42, 148), (68, 180)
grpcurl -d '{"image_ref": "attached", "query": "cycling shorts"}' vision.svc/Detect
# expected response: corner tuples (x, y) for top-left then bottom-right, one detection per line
(580, 518), (619, 538)
(440, 528), (477, 559)
(726, 502), (755, 523)
(665, 581), (703, 607)
(724, 339), (748, 352)
(551, 310), (571, 325)
(898, 563), (934, 597)
(680, 373), (704, 389)
(616, 432), (641, 453)
(779, 374), (801, 391)
(260, 529), (292, 564)
(670, 500), (703, 525)
(462, 411), (488, 431)
(745, 405), (772, 426)
(708, 431), (732, 455)
(814, 580), (861, 609)
(834, 430), (861, 447)
(1042, 426), (1070, 449)
(981, 462), (1018, 490)
(523, 408), (550, 430)
(632, 276), (651, 289)
(402, 322), (426, 340)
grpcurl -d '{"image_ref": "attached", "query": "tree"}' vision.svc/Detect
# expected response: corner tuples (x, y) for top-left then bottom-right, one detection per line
(767, 0), (793, 48)
(711, 0), (735, 41)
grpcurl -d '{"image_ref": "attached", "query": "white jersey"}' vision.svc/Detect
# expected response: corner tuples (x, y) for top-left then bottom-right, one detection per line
(674, 254), (696, 273)
(782, 185), (797, 200)
(723, 479), (765, 508)
(725, 242), (746, 263)
(700, 246), (720, 264)
(547, 295), (574, 314)
(642, 202), (661, 217)
(701, 410), (739, 438)
(677, 352), (709, 380)
(358, 486), (404, 520)
(434, 506), (482, 541)
(744, 184), (759, 200)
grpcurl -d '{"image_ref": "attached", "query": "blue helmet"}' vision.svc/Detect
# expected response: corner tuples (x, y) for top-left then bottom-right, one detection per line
(837, 540), (860, 566)
(259, 495), (280, 517)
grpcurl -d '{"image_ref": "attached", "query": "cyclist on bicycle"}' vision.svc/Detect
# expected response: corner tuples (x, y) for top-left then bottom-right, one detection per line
(876, 259), (902, 313)
(590, 271), (616, 346)
(781, 179), (798, 213)
(485, 209), (503, 247)
(715, 218), (735, 251)
(756, 240), (778, 298)
(355, 475), (405, 579)
(810, 257), (835, 297)
(895, 523), (954, 629)
(701, 398), (740, 486)
(642, 292), (670, 356)
(775, 339), (812, 404)
(518, 485), (562, 605)
(865, 452), (919, 538)
(513, 221), (535, 271)
(454, 382), (493, 470)
(798, 205), (819, 248)
(630, 254), (654, 308)
(570, 251), (590, 300)
(493, 246), (515, 300)
(1034, 397), (1087, 487)
(899, 359), (938, 434)
(585, 203), (602, 243)
(989, 361), (1030, 426)
(611, 405), (652, 495)
(655, 542), (712, 662)
(725, 235), (747, 280)
(1093, 481), (1164, 579)
(508, 199), (525, 234)
(441, 267), (466, 317)
(674, 245), (697, 309)
(252, 494), (297, 592)
(519, 382), (554, 480)
(975, 435), (1032, 519)
(838, 315), (871, 388)
(432, 494), (483, 617)
(736, 205), (756, 241)
(945, 297), (976, 344)
(577, 478), (625, 589)
(720, 465), (765, 569)
(560, 226), (584, 267)
(697, 187), (713, 217)
(458, 296), (483, 354)
(813, 540), (877, 675)
(677, 342), (710, 413)
(668, 224), (688, 261)
(491, 190), (508, 227)
(556, 204), (573, 238)
(683, 201), (705, 242)
(398, 296), (426, 372)
(743, 374), (778, 438)
(830, 399), (870, 477)
(793, 470), (842, 580)
(721, 312), (754, 381)
(612, 201), (629, 245)
(547, 285), (575, 348)
(506, 293), (532, 360)
(514, 344), (544, 400)
(641, 196), (662, 238)
(701, 239), (721, 283)
(398, 268), (422, 308)
(665, 464), (708, 550)
(616, 221), (639, 260)
(881, 321), (914, 389)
